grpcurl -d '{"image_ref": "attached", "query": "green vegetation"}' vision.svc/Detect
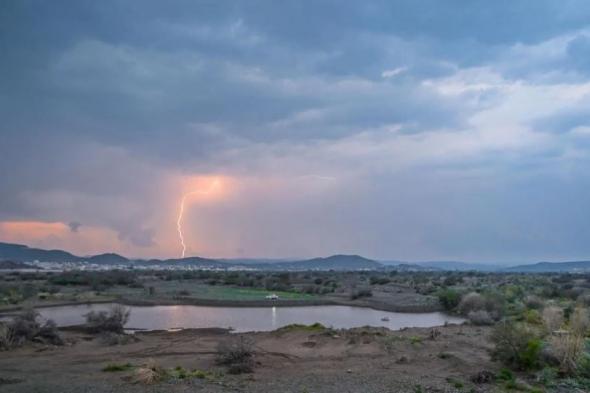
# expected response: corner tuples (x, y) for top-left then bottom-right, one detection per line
(276, 322), (327, 333)
(184, 285), (315, 301)
(102, 362), (133, 372)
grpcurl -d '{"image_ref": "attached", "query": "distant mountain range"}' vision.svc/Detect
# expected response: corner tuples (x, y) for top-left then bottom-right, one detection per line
(1, 241), (590, 273)
(504, 261), (590, 273)
(0, 242), (380, 271)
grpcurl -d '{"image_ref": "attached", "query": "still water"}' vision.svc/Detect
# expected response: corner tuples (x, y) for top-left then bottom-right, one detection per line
(34, 303), (464, 333)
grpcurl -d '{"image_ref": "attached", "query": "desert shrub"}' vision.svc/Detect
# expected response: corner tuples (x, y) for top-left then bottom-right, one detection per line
(133, 359), (167, 384)
(85, 305), (130, 334)
(542, 306), (564, 333)
(36, 319), (64, 345)
(468, 310), (494, 326)
(9, 309), (40, 344)
(0, 322), (14, 350)
(549, 333), (585, 375)
(0, 309), (63, 349)
(570, 307), (590, 336)
(458, 292), (486, 315)
(438, 288), (460, 311)
(491, 321), (542, 370)
(547, 307), (590, 375)
(216, 335), (254, 374)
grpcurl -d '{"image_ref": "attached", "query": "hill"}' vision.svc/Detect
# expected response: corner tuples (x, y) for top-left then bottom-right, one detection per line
(0, 242), (81, 263)
(159, 257), (230, 269)
(258, 255), (383, 271)
(87, 253), (130, 265)
(504, 260), (590, 273)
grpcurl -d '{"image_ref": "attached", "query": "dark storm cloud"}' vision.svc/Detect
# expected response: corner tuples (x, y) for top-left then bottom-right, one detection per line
(2, 0), (590, 259)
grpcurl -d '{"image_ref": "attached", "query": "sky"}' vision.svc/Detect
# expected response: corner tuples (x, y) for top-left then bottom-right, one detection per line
(2, 1), (590, 262)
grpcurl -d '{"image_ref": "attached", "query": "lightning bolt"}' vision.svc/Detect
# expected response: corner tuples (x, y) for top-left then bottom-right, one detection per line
(176, 191), (199, 258)
(176, 178), (221, 258)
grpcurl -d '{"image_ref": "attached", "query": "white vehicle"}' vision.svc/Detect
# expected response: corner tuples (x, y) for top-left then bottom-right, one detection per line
(265, 293), (279, 300)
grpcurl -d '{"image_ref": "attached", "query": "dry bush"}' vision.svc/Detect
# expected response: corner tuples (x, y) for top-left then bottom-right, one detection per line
(0, 323), (14, 350)
(468, 310), (494, 326)
(1, 309), (63, 349)
(85, 305), (130, 334)
(36, 319), (64, 345)
(133, 359), (166, 384)
(570, 307), (590, 336)
(542, 306), (564, 333)
(216, 335), (255, 374)
(546, 307), (589, 375)
(549, 333), (585, 375)
(10, 309), (40, 345)
(458, 292), (486, 316)
(458, 292), (503, 320)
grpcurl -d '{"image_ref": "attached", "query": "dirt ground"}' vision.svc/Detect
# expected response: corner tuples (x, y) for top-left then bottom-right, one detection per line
(0, 324), (501, 393)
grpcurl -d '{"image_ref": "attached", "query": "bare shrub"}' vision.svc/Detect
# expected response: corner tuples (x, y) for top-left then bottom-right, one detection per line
(0, 323), (14, 350)
(216, 335), (255, 374)
(85, 305), (130, 334)
(550, 333), (585, 375)
(545, 307), (590, 375)
(133, 359), (166, 384)
(542, 306), (564, 333)
(458, 292), (486, 315)
(0, 309), (63, 349)
(458, 292), (503, 320)
(10, 309), (40, 344)
(468, 310), (494, 326)
(570, 307), (590, 336)
(36, 319), (64, 346)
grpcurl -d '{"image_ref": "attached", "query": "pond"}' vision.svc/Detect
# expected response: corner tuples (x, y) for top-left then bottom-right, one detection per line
(32, 303), (464, 333)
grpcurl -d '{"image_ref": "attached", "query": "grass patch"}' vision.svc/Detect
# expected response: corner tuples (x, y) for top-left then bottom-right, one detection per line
(446, 377), (464, 388)
(409, 336), (422, 345)
(102, 362), (133, 372)
(189, 285), (317, 301)
(169, 366), (213, 380)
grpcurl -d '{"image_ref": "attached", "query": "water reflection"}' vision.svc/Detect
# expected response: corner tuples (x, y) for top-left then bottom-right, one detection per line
(271, 306), (277, 329)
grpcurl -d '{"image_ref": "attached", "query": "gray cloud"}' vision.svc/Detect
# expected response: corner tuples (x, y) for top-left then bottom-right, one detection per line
(2, 1), (590, 260)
